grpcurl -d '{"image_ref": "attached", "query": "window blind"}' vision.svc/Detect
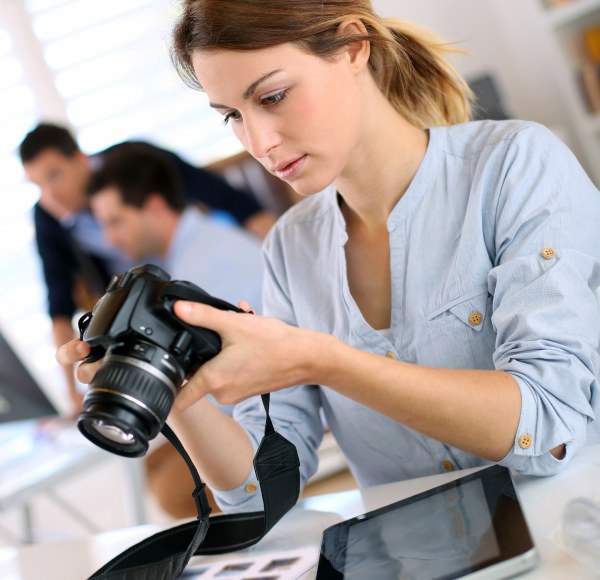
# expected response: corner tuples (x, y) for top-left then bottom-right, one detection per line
(25, 0), (242, 163)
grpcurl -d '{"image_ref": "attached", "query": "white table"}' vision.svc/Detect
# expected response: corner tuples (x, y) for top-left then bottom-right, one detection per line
(0, 421), (147, 545)
(2, 443), (599, 579)
(300, 445), (600, 579)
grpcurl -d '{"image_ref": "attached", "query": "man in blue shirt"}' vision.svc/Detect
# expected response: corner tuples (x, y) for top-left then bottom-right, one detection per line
(86, 145), (264, 312)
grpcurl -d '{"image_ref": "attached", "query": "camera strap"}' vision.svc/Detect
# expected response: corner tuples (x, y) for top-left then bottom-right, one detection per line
(87, 394), (300, 579)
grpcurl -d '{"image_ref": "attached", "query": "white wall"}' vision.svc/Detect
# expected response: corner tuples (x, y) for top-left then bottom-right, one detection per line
(372, 0), (581, 159)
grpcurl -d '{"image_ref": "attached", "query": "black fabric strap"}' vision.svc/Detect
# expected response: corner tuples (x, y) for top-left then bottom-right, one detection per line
(88, 394), (300, 579)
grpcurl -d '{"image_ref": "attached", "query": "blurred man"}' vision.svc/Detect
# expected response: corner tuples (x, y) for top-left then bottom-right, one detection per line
(86, 144), (264, 310)
(86, 145), (264, 519)
(19, 123), (275, 409)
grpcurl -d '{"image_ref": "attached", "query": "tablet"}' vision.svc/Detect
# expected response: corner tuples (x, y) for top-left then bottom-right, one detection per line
(316, 464), (539, 580)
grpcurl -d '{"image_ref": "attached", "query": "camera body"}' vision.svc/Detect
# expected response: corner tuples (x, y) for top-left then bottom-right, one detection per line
(77, 264), (240, 457)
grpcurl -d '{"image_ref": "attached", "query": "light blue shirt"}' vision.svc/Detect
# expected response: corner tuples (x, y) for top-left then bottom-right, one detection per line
(214, 120), (600, 512)
(165, 206), (263, 312)
(160, 206), (263, 419)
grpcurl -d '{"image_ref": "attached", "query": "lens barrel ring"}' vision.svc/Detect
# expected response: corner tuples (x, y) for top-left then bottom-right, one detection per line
(78, 344), (185, 457)
(92, 360), (175, 420)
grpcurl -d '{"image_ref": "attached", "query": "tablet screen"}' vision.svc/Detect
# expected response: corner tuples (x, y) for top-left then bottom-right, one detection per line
(317, 465), (537, 580)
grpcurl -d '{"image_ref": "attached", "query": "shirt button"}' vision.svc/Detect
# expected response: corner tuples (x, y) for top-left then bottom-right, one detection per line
(468, 311), (483, 326)
(244, 482), (258, 494)
(441, 460), (455, 472)
(518, 434), (533, 449)
(385, 351), (396, 360)
(540, 247), (555, 260)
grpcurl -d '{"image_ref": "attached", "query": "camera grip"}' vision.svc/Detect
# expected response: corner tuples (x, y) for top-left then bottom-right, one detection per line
(78, 310), (106, 363)
(161, 281), (244, 313)
(84, 344), (107, 363)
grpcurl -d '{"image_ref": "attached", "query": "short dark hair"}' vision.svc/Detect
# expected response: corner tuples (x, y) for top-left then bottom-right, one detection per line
(87, 144), (185, 212)
(19, 122), (80, 163)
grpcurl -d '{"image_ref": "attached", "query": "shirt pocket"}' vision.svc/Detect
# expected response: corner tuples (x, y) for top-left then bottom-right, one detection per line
(422, 287), (493, 369)
(427, 286), (490, 331)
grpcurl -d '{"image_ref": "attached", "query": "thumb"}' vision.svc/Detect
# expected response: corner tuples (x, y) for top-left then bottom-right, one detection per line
(173, 300), (231, 333)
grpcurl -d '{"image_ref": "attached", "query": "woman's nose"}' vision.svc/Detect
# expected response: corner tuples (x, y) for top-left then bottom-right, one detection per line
(241, 116), (281, 160)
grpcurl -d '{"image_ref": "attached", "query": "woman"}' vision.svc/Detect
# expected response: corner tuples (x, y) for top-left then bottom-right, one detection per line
(59, 0), (600, 512)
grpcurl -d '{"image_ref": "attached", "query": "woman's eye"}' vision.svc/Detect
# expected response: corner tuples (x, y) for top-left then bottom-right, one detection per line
(260, 90), (287, 106)
(222, 91), (287, 125)
(223, 110), (241, 126)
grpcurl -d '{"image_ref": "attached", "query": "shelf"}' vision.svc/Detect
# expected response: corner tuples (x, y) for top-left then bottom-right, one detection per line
(546, 0), (600, 28)
(534, 0), (600, 186)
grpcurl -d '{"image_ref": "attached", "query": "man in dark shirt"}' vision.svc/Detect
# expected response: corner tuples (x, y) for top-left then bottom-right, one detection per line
(19, 123), (276, 409)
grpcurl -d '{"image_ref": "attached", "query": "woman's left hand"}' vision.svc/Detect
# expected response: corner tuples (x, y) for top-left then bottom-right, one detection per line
(56, 339), (102, 384)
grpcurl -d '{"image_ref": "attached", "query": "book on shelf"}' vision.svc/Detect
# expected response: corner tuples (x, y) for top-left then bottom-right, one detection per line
(545, 0), (578, 8)
(565, 23), (600, 113)
(584, 24), (600, 61)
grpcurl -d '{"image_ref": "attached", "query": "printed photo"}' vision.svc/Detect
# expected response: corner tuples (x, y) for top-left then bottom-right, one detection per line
(216, 562), (254, 577)
(261, 557), (300, 572)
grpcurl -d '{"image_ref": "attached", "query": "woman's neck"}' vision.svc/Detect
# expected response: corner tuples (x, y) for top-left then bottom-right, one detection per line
(336, 88), (429, 229)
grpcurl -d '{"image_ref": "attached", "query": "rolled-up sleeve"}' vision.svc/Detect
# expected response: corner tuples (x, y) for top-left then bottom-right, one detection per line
(212, 386), (323, 512)
(487, 124), (600, 475)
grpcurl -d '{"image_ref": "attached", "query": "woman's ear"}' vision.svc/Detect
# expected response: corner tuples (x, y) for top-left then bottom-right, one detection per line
(336, 19), (370, 71)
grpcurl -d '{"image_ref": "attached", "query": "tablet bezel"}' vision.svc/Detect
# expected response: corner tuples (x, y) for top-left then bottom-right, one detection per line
(316, 464), (539, 580)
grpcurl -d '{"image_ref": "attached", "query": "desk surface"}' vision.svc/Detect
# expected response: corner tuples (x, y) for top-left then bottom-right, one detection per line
(2, 443), (599, 579)
(0, 420), (146, 546)
(0, 422), (108, 511)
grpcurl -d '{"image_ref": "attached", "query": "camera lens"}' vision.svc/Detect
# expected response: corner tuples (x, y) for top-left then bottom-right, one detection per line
(91, 420), (136, 445)
(77, 340), (185, 457)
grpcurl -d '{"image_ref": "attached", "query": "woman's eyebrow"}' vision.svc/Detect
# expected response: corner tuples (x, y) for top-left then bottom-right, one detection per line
(209, 69), (283, 109)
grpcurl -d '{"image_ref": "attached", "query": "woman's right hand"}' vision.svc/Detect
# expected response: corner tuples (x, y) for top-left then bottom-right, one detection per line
(55, 339), (102, 384)
(171, 300), (336, 411)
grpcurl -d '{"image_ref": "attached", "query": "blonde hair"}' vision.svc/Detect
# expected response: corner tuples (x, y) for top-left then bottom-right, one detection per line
(171, 0), (472, 128)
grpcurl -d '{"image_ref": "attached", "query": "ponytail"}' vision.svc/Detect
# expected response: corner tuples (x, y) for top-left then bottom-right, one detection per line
(365, 17), (472, 128)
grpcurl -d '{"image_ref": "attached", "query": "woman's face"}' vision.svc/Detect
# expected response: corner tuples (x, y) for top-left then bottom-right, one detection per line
(192, 43), (364, 196)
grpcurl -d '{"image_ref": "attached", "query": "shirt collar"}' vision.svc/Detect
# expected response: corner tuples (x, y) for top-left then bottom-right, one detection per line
(327, 128), (437, 239)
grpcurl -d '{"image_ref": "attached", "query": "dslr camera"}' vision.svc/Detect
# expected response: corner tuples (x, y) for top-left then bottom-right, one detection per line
(77, 264), (241, 457)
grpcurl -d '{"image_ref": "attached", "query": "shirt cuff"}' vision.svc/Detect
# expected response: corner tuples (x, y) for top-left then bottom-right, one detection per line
(497, 374), (581, 476)
(211, 465), (265, 513)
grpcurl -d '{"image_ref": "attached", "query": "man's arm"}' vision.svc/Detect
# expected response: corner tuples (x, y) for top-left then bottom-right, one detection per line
(117, 142), (278, 237)
(34, 205), (84, 413)
(34, 204), (79, 318)
(51, 316), (83, 412)
(176, 154), (277, 236)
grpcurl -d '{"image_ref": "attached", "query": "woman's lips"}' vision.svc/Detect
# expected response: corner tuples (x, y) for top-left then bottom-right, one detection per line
(274, 155), (307, 181)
